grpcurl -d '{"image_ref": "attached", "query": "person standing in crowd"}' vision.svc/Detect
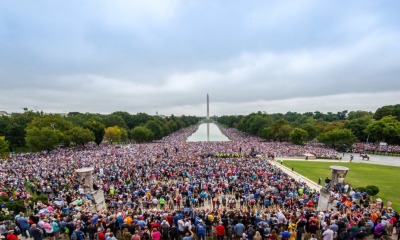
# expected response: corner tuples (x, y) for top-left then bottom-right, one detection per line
(196, 219), (207, 240)
(215, 222), (225, 240)
(17, 213), (31, 238)
(5, 229), (18, 240)
(151, 228), (161, 240)
(74, 226), (85, 240)
(30, 224), (43, 240)
(182, 229), (194, 240)
(1, 126), (399, 240)
(323, 225), (334, 240)
(234, 221), (245, 239)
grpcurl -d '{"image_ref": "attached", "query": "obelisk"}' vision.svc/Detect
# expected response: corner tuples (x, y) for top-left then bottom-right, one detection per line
(207, 94), (209, 119)
(207, 93), (210, 141)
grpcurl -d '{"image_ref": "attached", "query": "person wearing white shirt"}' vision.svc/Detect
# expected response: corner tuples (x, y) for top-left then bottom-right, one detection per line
(184, 219), (192, 231)
(323, 226), (334, 240)
(177, 218), (185, 235)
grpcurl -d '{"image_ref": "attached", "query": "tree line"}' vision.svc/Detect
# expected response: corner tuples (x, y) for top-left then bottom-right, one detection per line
(0, 110), (199, 155)
(217, 104), (400, 150)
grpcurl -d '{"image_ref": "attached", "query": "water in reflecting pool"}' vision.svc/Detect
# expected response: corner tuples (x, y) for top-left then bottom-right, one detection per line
(186, 123), (230, 142)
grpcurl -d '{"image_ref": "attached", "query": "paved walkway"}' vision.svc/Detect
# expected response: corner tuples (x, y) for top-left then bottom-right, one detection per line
(269, 159), (322, 191)
(276, 153), (400, 167)
(343, 153), (400, 167)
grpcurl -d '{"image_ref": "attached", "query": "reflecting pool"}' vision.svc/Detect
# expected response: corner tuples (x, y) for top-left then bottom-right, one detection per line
(186, 123), (230, 142)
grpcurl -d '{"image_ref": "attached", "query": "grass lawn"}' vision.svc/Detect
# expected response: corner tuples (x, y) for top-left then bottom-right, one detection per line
(283, 160), (400, 212)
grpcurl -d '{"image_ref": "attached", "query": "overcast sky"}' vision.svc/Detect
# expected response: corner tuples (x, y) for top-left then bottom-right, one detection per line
(1, 1), (399, 116)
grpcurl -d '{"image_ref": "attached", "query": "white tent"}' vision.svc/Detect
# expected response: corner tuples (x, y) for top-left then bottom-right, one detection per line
(303, 153), (316, 159)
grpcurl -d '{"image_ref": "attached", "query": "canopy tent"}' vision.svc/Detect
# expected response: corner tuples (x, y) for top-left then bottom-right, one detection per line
(303, 153), (316, 159)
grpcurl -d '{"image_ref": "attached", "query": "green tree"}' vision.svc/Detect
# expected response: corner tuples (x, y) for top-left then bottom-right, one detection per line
(66, 112), (103, 127)
(297, 117), (318, 140)
(145, 120), (163, 139)
(283, 111), (303, 123)
(344, 117), (372, 141)
(365, 116), (400, 144)
(111, 111), (135, 129)
(4, 111), (40, 148)
(166, 120), (178, 133)
(84, 120), (105, 145)
(0, 136), (10, 158)
(103, 114), (128, 129)
(66, 127), (95, 145)
(217, 115), (242, 128)
(317, 128), (357, 150)
(248, 115), (272, 136)
(337, 110), (348, 120)
(28, 114), (73, 132)
(120, 127), (128, 143)
(347, 110), (373, 120)
(374, 104), (400, 121)
(131, 113), (153, 128)
(0, 116), (10, 136)
(302, 123), (318, 140)
(25, 127), (64, 151)
(289, 128), (309, 145)
(261, 119), (292, 141)
(104, 126), (123, 143)
(131, 126), (154, 143)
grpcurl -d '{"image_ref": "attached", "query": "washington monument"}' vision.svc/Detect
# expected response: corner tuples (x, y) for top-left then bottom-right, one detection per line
(207, 93), (209, 119)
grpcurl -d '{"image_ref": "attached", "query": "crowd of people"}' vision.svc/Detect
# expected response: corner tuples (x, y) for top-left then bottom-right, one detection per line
(0, 125), (399, 240)
(352, 143), (400, 154)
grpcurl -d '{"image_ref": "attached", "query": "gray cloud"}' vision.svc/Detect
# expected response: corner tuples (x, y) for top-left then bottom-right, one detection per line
(0, 1), (399, 115)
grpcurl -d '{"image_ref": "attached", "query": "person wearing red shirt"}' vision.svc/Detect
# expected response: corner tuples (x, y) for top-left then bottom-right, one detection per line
(166, 214), (174, 226)
(5, 231), (19, 240)
(151, 220), (160, 230)
(215, 222), (225, 240)
(96, 229), (106, 240)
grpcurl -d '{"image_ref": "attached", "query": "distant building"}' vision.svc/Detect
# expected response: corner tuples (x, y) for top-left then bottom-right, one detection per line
(44, 112), (67, 117)
(0, 111), (10, 116)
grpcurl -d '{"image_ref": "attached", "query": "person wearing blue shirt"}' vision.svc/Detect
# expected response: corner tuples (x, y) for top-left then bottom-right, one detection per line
(137, 219), (147, 229)
(233, 221), (245, 238)
(74, 226), (85, 240)
(17, 213), (31, 238)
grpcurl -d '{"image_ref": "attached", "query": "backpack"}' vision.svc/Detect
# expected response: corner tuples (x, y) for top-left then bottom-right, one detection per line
(197, 224), (206, 235)
(71, 231), (78, 240)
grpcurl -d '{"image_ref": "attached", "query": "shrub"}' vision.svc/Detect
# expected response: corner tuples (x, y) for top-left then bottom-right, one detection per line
(5, 200), (26, 214)
(0, 212), (14, 221)
(355, 187), (367, 193)
(365, 185), (380, 196)
(0, 195), (9, 202)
